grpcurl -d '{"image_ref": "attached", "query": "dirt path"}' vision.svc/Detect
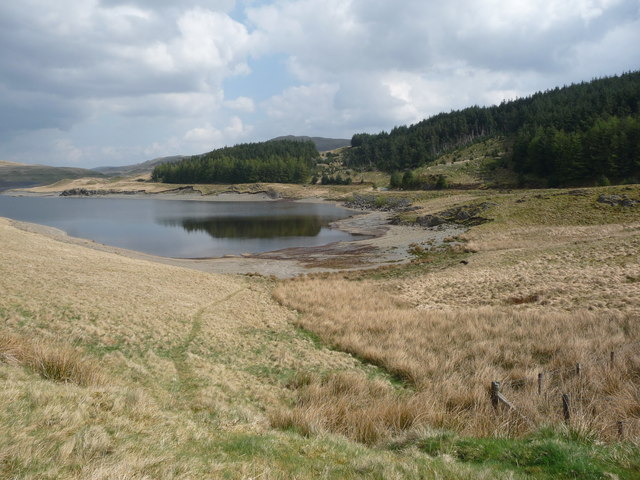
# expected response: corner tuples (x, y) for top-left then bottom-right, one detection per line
(172, 288), (246, 394)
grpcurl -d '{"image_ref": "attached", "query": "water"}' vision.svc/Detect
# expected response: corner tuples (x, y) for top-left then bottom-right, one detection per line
(0, 196), (360, 258)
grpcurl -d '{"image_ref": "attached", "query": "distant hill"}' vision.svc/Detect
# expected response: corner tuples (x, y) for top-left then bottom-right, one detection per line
(93, 139), (349, 178)
(270, 136), (351, 152)
(152, 140), (317, 184)
(0, 163), (104, 191)
(92, 155), (184, 177)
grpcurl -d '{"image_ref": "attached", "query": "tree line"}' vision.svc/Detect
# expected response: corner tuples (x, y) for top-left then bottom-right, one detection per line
(346, 71), (640, 185)
(151, 140), (318, 184)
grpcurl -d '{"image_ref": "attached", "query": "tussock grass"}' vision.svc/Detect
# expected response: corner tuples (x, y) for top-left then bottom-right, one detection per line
(276, 278), (640, 439)
(271, 372), (424, 444)
(0, 333), (103, 386)
(274, 188), (640, 443)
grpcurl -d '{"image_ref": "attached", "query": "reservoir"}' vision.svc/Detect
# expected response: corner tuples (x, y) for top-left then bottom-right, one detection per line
(0, 195), (361, 258)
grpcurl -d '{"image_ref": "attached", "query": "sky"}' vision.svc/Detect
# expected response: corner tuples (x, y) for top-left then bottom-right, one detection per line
(0, 0), (639, 168)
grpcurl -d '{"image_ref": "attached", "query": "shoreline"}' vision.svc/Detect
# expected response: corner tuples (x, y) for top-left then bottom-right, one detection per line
(2, 188), (466, 278)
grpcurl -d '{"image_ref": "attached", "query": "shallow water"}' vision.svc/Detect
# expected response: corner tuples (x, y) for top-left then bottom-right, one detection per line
(0, 196), (360, 258)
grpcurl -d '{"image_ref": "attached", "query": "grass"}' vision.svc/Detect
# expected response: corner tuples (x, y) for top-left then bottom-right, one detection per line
(272, 184), (640, 472)
(420, 428), (640, 480)
(1, 182), (639, 478)
(0, 334), (104, 386)
(414, 137), (516, 188)
(1, 215), (532, 479)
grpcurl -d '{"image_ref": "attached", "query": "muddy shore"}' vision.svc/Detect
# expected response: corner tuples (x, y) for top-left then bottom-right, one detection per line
(2, 189), (466, 278)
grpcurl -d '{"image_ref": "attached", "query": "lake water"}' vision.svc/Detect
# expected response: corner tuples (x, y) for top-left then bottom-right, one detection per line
(0, 196), (361, 258)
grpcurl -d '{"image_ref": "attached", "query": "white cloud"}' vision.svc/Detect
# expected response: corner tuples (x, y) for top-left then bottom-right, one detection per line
(175, 8), (250, 73)
(262, 83), (340, 132)
(224, 96), (255, 112)
(183, 117), (252, 151)
(53, 138), (85, 164)
(0, 0), (638, 166)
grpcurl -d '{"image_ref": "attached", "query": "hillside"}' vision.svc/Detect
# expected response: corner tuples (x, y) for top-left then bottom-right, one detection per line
(92, 155), (184, 177)
(346, 71), (640, 186)
(90, 137), (348, 180)
(270, 135), (351, 152)
(152, 139), (318, 184)
(0, 162), (104, 190)
(1, 183), (639, 478)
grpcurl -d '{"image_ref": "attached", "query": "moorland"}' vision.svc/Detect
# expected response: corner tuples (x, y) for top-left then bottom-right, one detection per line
(1, 72), (639, 479)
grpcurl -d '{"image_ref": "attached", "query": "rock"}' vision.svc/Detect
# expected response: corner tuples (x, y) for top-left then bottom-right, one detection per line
(416, 215), (447, 227)
(344, 194), (413, 212)
(60, 188), (146, 196)
(455, 210), (471, 221)
(597, 193), (638, 207)
(415, 202), (496, 229)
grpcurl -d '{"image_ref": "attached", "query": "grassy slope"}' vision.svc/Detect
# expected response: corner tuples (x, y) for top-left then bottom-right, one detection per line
(274, 184), (640, 477)
(0, 217), (524, 479)
(2, 178), (639, 478)
(0, 163), (104, 188)
(412, 137), (517, 188)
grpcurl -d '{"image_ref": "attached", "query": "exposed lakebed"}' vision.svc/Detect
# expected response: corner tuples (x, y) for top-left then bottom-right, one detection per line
(0, 195), (361, 258)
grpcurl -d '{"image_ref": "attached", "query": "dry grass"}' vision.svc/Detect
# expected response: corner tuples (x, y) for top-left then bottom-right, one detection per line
(273, 186), (640, 443)
(270, 371), (424, 445)
(0, 217), (379, 478)
(275, 279), (640, 439)
(0, 333), (104, 386)
(2, 184), (639, 477)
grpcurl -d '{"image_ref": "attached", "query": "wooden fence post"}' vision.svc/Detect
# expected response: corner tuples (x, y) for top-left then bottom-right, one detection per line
(610, 351), (615, 368)
(538, 372), (543, 395)
(576, 363), (581, 377)
(562, 394), (571, 424)
(491, 381), (500, 410)
(617, 421), (624, 439)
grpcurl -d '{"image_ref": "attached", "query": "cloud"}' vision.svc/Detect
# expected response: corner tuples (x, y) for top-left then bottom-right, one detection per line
(183, 117), (253, 151)
(224, 96), (255, 112)
(0, 0), (638, 166)
(247, 0), (639, 137)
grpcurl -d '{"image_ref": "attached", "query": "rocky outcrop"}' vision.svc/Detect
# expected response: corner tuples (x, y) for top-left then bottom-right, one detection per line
(59, 188), (146, 196)
(596, 194), (638, 207)
(414, 202), (497, 228)
(345, 194), (414, 212)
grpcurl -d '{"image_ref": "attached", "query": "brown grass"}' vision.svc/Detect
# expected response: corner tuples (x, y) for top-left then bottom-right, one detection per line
(274, 193), (640, 442)
(275, 278), (640, 441)
(0, 217), (372, 478)
(270, 371), (424, 445)
(0, 333), (104, 386)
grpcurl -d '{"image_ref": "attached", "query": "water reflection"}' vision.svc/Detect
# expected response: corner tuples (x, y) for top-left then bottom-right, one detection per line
(0, 196), (360, 258)
(160, 215), (323, 239)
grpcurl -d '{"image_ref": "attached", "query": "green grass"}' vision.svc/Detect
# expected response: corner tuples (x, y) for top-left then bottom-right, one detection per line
(0, 164), (104, 187)
(473, 185), (640, 232)
(420, 428), (640, 479)
(414, 137), (516, 188)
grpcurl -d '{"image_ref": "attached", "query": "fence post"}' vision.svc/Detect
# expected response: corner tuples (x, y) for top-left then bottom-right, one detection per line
(610, 351), (615, 368)
(576, 363), (582, 377)
(562, 394), (571, 424)
(537, 372), (543, 395)
(491, 381), (501, 410)
(617, 421), (624, 439)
